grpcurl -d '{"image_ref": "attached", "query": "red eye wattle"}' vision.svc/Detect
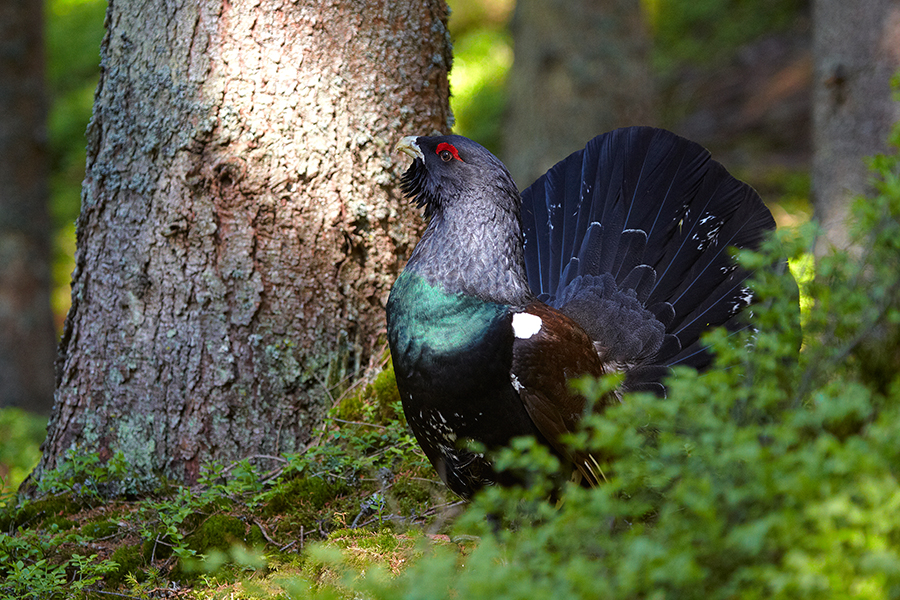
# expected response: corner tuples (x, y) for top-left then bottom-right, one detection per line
(436, 142), (462, 162)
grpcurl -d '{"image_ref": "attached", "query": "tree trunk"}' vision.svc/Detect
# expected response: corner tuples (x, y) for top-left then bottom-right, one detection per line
(31, 0), (451, 492)
(0, 0), (57, 415)
(812, 0), (900, 251)
(502, 0), (655, 187)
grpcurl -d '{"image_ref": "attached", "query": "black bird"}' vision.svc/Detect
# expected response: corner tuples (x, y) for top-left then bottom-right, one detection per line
(387, 127), (776, 499)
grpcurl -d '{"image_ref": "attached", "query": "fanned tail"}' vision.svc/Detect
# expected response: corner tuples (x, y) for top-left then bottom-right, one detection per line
(520, 127), (778, 392)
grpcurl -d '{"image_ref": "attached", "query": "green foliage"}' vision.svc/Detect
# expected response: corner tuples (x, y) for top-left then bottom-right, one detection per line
(0, 408), (47, 506)
(44, 0), (106, 321)
(446, 0), (513, 153)
(320, 360), (430, 479)
(45, 0), (106, 229)
(35, 448), (137, 504)
(0, 523), (121, 600)
(449, 28), (513, 154)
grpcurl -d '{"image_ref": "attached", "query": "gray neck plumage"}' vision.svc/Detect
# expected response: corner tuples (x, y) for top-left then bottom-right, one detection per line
(405, 195), (534, 307)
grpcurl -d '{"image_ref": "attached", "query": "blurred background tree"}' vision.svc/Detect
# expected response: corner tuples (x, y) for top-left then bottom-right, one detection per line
(0, 0), (58, 416)
(450, 0), (812, 221)
(503, 0), (656, 186)
(0, 0), (105, 420)
(812, 0), (900, 252)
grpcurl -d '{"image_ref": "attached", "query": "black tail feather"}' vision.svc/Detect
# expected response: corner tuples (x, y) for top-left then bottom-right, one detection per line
(520, 127), (777, 389)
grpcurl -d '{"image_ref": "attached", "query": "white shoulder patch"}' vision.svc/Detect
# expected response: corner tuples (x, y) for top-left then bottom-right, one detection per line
(512, 312), (542, 339)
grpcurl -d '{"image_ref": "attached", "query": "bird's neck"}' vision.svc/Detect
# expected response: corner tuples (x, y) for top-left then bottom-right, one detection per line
(405, 199), (534, 307)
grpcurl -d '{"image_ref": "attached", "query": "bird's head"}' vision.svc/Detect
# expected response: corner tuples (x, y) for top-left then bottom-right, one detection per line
(396, 135), (520, 219)
(394, 134), (531, 303)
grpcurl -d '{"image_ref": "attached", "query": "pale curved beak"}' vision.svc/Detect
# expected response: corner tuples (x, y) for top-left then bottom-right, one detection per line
(396, 136), (424, 161)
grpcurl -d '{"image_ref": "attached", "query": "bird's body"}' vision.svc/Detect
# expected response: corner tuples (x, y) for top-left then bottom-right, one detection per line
(387, 127), (778, 499)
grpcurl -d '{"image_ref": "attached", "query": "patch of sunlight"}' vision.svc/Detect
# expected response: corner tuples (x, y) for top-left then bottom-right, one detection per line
(789, 250), (814, 328)
(451, 29), (512, 105)
(641, 0), (661, 31)
(449, 28), (513, 147)
(50, 0), (105, 17)
(52, 222), (76, 335)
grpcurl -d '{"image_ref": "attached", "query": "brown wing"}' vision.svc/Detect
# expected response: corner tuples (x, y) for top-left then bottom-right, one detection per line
(509, 301), (613, 485)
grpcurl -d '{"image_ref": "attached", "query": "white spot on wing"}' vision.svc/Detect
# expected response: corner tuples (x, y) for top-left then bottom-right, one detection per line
(512, 312), (542, 339)
(510, 373), (524, 392)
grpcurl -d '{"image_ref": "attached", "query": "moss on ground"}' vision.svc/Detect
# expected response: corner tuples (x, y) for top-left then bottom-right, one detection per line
(79, 518), (119, 538)
(263, 475), (350, 517)
(0, 493), (82, 531)
(187, 514), (248, 555)
(333, 360), (403, 424)
(106, 544), (145, 587)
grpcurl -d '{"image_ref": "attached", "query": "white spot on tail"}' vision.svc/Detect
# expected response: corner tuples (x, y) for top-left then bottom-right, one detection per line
(512, 312), (542, 339)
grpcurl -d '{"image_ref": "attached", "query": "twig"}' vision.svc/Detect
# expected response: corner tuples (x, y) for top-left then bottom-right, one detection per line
(314, 373), (338, 408)
(329, 418), (387, 429)
(276, 526), (303, 553)
(352, 499), (467, 530)
(83, 589), (145, 600)
(355, 513), (404, 529)
(422, 500), (466, 516)
(253, 519), (281, 547)
(150, 534), (160, 563)
(220, 454), (288, 475)
(351, 507), (367, 528)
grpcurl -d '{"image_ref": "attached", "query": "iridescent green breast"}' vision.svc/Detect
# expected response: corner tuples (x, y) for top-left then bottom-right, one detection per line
(387, 271), (509, 361)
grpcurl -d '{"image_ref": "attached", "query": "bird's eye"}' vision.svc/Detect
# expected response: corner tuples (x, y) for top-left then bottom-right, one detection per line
(436, 142), (461, 162)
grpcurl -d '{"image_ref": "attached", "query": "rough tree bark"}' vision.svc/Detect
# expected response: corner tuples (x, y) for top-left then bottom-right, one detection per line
(813, 0), (900, 250)
(0, 0), (57, 415)
(31, 0), (452, 491)
(502, 0), (655, 187)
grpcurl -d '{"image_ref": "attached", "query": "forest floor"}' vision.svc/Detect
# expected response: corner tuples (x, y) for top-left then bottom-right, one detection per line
(1, 358), (471, 599)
